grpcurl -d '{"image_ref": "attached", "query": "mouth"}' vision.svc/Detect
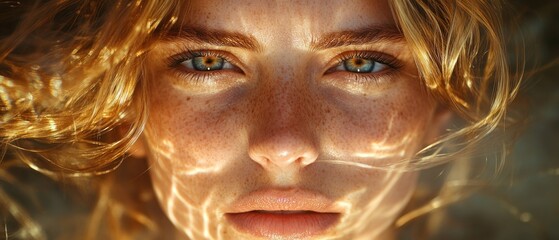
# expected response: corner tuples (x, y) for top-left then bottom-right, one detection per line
(226, 210), (340, 238)
(225, 188), (342, 238)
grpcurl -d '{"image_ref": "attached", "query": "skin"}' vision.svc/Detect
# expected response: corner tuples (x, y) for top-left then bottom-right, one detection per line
(136, 0), (448, 239)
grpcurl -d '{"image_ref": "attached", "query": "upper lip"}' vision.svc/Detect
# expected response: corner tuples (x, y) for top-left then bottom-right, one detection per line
(225, 188), (342, 213)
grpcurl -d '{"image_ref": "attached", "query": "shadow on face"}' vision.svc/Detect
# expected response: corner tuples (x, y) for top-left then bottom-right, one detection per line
(133, 0), (449, 239)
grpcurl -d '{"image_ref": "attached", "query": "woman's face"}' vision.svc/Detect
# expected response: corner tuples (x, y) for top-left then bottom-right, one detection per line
(141, 0), (444, 239)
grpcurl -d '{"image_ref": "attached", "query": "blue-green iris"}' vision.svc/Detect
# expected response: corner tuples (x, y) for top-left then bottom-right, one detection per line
(192, 56), (225, 71)
(343, 58), (375, 73)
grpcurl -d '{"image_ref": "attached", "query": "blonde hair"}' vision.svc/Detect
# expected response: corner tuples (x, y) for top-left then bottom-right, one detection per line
(391, 0), (521, 169)
(0, 0), (521, 239)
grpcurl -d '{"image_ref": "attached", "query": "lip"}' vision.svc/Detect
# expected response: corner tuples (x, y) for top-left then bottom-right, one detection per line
(225, 188), (342, 238)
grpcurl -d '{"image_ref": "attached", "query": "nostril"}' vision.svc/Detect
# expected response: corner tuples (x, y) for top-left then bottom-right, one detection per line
(248, 153), (270, 169)
(249, 146), (319, 170)
(300, 153), (318, 166)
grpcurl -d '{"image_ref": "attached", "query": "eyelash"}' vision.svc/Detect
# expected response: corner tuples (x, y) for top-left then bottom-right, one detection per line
(167, 50), (242, 82)
(337, 51), (400, 67)
(324, 50), (403, 83)
(166, 49), (402, 84)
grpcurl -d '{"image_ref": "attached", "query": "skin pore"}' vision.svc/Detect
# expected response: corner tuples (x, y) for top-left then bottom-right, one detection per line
(136, 0), (447, 239)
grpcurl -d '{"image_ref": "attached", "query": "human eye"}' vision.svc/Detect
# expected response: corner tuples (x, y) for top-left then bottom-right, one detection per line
(168, 50), (241, 74)
(165, 50), (246, 94)
(172, 51), (236, 71)
(322, 51), (402, 93)
(327, 51), (400, 76)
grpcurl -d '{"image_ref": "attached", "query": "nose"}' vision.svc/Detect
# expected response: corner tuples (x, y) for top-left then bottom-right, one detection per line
(249, 125), (319, 170)
(247, 75), (319, 171)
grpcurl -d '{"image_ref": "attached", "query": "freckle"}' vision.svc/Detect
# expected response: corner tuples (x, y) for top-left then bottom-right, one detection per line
(186, 97), (191, 101)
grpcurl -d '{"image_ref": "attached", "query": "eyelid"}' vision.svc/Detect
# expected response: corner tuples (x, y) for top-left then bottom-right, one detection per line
(166, 49), (245, 74)
(162, 49), (248, 90)
(325, 51), (402, 74)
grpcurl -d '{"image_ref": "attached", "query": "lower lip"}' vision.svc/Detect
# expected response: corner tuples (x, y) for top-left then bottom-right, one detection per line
(226, 211), (340, 238)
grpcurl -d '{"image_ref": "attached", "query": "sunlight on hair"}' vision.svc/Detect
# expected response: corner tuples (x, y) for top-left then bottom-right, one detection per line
(315, 159), (375, 170)
(353, 133), (413, 160)
(0, 86), (11, 112)
(48, 75), (62, 98)
(47, 119), (57, 132)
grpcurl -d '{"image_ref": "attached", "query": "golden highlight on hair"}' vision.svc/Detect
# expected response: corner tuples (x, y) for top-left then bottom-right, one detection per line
(391, 0), (521, 169)
(1, 0), (181, 175)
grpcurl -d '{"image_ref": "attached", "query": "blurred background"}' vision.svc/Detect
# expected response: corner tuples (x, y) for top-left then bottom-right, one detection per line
(401, 1), (559, 239)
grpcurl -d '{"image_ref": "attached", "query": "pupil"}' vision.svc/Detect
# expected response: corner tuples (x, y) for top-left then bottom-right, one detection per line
(192, 56), (224, 71)
(354, 58), (364, 66)
(344, 57), (374, 73)
(204, 58), (215, 65)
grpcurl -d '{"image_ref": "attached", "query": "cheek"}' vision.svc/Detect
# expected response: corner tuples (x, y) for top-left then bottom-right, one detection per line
(319, 87), (435, 163)
(142, 82), (245, 237)
(144, 80), (246, 171)
(305, 85), (432, 234)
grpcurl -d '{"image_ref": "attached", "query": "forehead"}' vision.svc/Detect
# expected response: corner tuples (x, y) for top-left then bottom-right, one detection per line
(181, 0), (395, 44)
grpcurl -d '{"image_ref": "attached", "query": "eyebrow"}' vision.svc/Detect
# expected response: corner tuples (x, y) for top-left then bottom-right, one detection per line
(163, 25), (404, 52)
(163, 27), (263, 52)
(310, 25), (405, 51)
